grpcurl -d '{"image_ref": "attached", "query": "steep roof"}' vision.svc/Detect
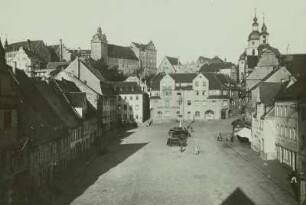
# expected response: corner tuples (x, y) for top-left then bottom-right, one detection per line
(202, 73), (224, 90)
(200, 62), (235, 73)
(276, 80), (306, 101)
(211, 56), (223, 63)
(197, 56), (212, 64)
(280, 54), (306, 80)
(150, 73), (164, 90)
(5, 40), (44, 52)
(166, 56), (181, 66)
(169, 73), (197, 83)
(246, 66), (273, 80)
(47, 61), (69, 70)
(108, 44), (138, 60)
(132, 42), (149, 51)
(258, 44), (281, 56)
(258, 82), (283, 105)
(66, 92), (86, 107)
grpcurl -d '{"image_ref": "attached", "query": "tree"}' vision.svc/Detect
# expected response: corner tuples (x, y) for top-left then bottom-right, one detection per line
(88, 58), (126, 81)
(0, 38), (6, 66)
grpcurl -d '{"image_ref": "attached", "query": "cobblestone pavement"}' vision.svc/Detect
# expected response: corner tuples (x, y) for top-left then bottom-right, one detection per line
(57, 118), (299, 205)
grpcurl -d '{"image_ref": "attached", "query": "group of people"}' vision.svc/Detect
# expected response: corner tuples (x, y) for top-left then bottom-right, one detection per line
(217, 132), (235, 142)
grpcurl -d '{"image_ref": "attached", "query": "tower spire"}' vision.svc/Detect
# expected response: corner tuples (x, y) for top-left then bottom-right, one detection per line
(252, 8), (259, 31)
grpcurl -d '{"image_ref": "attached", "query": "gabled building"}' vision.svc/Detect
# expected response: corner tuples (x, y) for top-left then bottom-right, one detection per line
(157, 56), (181, 74)
(111, 82), (149, 125)
(5, 40), (51, 76)
(149, 72), (239, 122)
(200, 61), (238, 82)
(130, 41), (157, 76)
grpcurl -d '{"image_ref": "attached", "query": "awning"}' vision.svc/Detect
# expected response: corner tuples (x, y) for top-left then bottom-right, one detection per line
(236, 128), (251, 140)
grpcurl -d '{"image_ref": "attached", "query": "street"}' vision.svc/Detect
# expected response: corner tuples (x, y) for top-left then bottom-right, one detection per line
(57, 118), (298, 205)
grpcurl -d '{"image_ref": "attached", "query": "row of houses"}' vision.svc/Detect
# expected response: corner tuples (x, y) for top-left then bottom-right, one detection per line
(0, 38), (150, 204)
(3, 27), (158, 78)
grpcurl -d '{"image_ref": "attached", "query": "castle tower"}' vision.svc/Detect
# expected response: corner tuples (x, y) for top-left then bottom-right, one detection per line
(260, 15), (269, 45)
(91, 27), (108, 62)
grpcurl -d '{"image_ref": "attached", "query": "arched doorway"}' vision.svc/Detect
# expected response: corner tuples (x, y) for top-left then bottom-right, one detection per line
(205, 110), (214, 120)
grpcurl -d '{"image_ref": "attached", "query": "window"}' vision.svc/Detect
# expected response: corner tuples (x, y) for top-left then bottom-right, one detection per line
(277, 124), (279, 135)
(284, 106), (287, 117)
(195, 81), (198, 87)
(202, 91), (206, 96)
(196, 91), (199, 96)
(285, 126), (288, 137)
(252, 49), (255, 56)
(280, 125), (283, 136)
(202, 81), (206, 86)
(130, 106), (133, 111)
(195, 111), (200, 117)
(123, 105), (127, 110)
(124, 96), (127, 100)
(176, 111), (180, 115)
(177, 92), (181, 95)
(252, 41), (255, 45)
(135, 115), (139, 119)
(187, 100), (191, 106)
(165, 100), (170, 107)
(4, 111), (12, 129)
(130, 96), (133, 100)
(157, 111), (162, 116)
(130, 115), (133, 120)
(135, 105), (139, 110)
(136, 96), (139, 100)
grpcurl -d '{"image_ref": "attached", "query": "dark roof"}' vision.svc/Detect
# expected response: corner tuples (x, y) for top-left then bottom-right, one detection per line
(258, 44), (281, 56)
(108, 44), (138, 60)
(6, 40), (43, 52)
(239, 51), (246, 60)
(166, 56), (181, 66)
(247, 56), (259, 69)
(280, 54), (306, 80)
(55, 79), (81, 92)
(23, 47), (45, 62)
(150, 73), (164, 90)
(47, 45), (60, 62)
(47, 62), (69, 70)
(249, 67), (282, 91)
(276, 80), (306, 101)
(67, 92), (86, 107)
(202, 73), (224, 90)
(100, 81), (115, 96)
(258, 82), (283, 105)
(111, 81), (143, 94)
(211, 56), (224, 63)
(199, 62), (235, 73)
(169, 73), (197, 83)
(197, 56), (212, 64)
(132, 42), (149, 51)
(0, 38), (5, 65)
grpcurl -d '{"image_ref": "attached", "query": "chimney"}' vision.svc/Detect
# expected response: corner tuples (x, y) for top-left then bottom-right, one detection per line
(12, 61), (16, 74)
(59, 39), (63, 62)
(27, 39), (31, 50)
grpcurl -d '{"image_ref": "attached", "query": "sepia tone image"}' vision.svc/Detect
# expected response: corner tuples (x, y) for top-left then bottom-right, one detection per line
(1, 0), (306, 204)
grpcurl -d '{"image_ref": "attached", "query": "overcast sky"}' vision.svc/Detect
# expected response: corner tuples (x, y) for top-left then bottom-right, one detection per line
(1, 0), (306, 64)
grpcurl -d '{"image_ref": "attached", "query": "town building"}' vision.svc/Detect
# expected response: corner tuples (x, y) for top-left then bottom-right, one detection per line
(157, 56), (181, 74)
(5, 40), (52, 77)
(0, 39), (29, 205)
(130, 41), (157, 76)
(111, 82), (150, 125)
(149, 72), (239, 122)
(199, 61), (238, 82)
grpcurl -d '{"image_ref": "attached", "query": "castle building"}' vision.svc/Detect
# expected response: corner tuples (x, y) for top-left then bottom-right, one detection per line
(90, 27), (139, 76)
(130, 41), (157, 76)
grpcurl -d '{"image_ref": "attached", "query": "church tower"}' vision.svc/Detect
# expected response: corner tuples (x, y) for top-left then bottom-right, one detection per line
(91, 27), (108, 62)
(260, 16), (269, 45)
(246, 10), (261, 56)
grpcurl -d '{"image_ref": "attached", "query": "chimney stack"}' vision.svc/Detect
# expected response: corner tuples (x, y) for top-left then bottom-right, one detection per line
(12, 61), (17, 74)
(59, 39), (63, 62)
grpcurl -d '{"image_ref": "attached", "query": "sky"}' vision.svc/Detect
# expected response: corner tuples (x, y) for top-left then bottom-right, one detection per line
(1, 0), (306, 64)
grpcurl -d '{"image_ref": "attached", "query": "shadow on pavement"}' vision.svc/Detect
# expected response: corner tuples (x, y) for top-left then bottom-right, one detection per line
(56, 127), (148, 205)
(220, 188), (256, 205)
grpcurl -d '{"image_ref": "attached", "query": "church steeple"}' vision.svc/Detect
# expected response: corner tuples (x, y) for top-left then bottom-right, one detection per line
(260, 14), (269, 44)
(252, 9), (259, 31)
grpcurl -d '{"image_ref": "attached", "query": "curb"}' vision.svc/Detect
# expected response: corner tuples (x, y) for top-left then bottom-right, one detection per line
(224, 143), (296, 200)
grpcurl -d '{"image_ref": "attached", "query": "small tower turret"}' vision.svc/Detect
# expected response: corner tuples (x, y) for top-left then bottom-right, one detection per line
(260, 15), (269, 45)
(91, 26), (108, 62)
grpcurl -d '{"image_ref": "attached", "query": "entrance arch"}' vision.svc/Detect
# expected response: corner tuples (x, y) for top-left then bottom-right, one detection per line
(205, 110), (214, 120)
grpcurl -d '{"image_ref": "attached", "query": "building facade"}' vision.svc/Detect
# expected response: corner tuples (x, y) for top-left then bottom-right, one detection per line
(149, 72), (238, 122)
(130, 41), (157, 76)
